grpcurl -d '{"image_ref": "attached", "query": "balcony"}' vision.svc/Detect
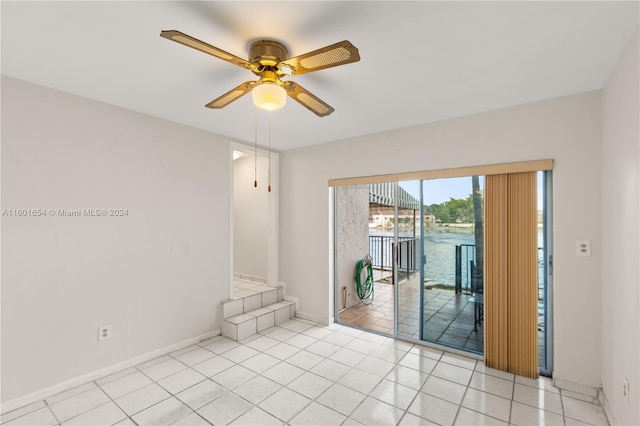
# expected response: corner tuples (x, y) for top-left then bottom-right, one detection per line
(338, 238), (545, 363)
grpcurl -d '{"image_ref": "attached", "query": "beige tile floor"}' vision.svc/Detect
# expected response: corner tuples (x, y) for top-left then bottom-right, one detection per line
(1, 317), (608, 426)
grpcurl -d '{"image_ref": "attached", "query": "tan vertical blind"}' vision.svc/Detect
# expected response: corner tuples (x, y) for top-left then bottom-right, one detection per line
(485, 175), (509, 371)
(485, 172), (539, 378)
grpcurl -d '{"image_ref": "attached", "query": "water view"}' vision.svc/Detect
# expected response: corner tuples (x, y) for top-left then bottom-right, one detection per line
(371, 228), (544, 289)
(423, 230), (474, 286)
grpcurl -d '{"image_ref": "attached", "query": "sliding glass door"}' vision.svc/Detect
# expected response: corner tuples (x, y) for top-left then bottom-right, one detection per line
(335, 177), (487, 356)
(333, 169), (552, 373)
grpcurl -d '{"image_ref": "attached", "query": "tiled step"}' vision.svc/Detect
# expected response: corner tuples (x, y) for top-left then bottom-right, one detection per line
(222, 301), (296, 341)
(222, 286), (283, 319)
(221, 285), (296, 341)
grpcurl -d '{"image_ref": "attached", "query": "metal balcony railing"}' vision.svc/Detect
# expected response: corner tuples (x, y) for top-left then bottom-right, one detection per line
(455, 244), (545, 298)
(368, 235), (419, 283)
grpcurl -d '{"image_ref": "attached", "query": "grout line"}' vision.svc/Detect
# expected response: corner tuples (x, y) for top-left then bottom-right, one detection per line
(42, 401), (62, 426)
(92, 379), (138, 426)
(450, 360), (474, 426)
(1, 403), (50, 425)
(508, 368), (516, 424)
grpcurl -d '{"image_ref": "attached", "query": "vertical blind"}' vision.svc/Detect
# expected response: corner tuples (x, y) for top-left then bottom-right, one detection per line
(485, 172), (539, 378)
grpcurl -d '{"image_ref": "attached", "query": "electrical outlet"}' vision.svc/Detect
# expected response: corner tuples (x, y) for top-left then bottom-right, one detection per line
(576, 240), (591, 256)
(98, 325), (111, 342)
(623, 377), (630, 405)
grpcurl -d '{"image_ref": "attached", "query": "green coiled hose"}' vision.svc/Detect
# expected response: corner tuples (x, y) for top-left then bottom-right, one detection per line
(355, 257), (374, 304)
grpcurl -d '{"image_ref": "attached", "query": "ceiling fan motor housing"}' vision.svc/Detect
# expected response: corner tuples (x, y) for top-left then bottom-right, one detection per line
(249, 40), (289, 69)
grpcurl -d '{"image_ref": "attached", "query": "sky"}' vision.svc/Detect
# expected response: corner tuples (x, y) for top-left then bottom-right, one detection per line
(399, 177), (479, 205)
(399, 173), (544, 207)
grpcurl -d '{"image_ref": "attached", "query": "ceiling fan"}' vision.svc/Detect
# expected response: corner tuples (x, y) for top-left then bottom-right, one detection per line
(160, 30), (360, 117)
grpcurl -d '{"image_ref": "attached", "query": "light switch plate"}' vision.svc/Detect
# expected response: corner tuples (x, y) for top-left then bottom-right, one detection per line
(576, 240), (591, 256)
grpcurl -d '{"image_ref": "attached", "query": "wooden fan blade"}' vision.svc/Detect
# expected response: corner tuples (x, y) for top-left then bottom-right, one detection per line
(282, 81), (334, 117)
(278, 40), (360, 76)
(205, 81), (257, 109)
(160, 30), (255, 71)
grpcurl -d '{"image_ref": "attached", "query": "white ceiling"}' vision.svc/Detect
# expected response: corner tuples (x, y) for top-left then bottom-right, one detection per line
(2, 1), (638, 151)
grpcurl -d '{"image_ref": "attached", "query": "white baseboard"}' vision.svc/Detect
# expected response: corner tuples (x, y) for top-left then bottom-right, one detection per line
(283, 295), (299, 306)
(1, 329), (220, 415)
(295, 310), (330, 326)
(553, 377), (599, 398)
(234, 273), (267, 284)
(599, 388), (618, 426)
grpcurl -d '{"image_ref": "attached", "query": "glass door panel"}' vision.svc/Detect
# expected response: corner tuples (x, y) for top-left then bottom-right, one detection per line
(335, 183), (396, 335)
(421, 176), (485, 354)
(539, 170), (552, 375)
(396, 181), (422, 339)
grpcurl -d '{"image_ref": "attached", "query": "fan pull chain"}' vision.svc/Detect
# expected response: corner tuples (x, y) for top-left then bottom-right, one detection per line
(254, 107), (258, 188)
(268, 113), (272, 192)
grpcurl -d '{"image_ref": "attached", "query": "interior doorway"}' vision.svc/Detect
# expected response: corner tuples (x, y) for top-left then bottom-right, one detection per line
(230, 143), (279, 298)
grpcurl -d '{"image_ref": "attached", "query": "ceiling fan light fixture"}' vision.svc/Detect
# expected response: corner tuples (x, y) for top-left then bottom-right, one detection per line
(161, 31), (360, 116)
(279, 63), (295, 75)
(252, 82), (287, 111)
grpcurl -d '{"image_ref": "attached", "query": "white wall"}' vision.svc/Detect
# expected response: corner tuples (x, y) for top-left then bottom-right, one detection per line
(1, 77), (231, 403)
(280, 91), (603, 388)
(233, 154), (268, 280)
(601, 28), (639, 426)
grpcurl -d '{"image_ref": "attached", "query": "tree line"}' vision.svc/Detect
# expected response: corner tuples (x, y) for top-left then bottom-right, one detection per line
(426, 195), (476, 223)
(425, 177), (484, 287)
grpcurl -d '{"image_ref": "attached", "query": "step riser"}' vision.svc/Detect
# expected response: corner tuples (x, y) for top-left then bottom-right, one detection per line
(222, 303), (295, 341)
(222, 288), (283, 319)
(221, 285), (295, 341)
